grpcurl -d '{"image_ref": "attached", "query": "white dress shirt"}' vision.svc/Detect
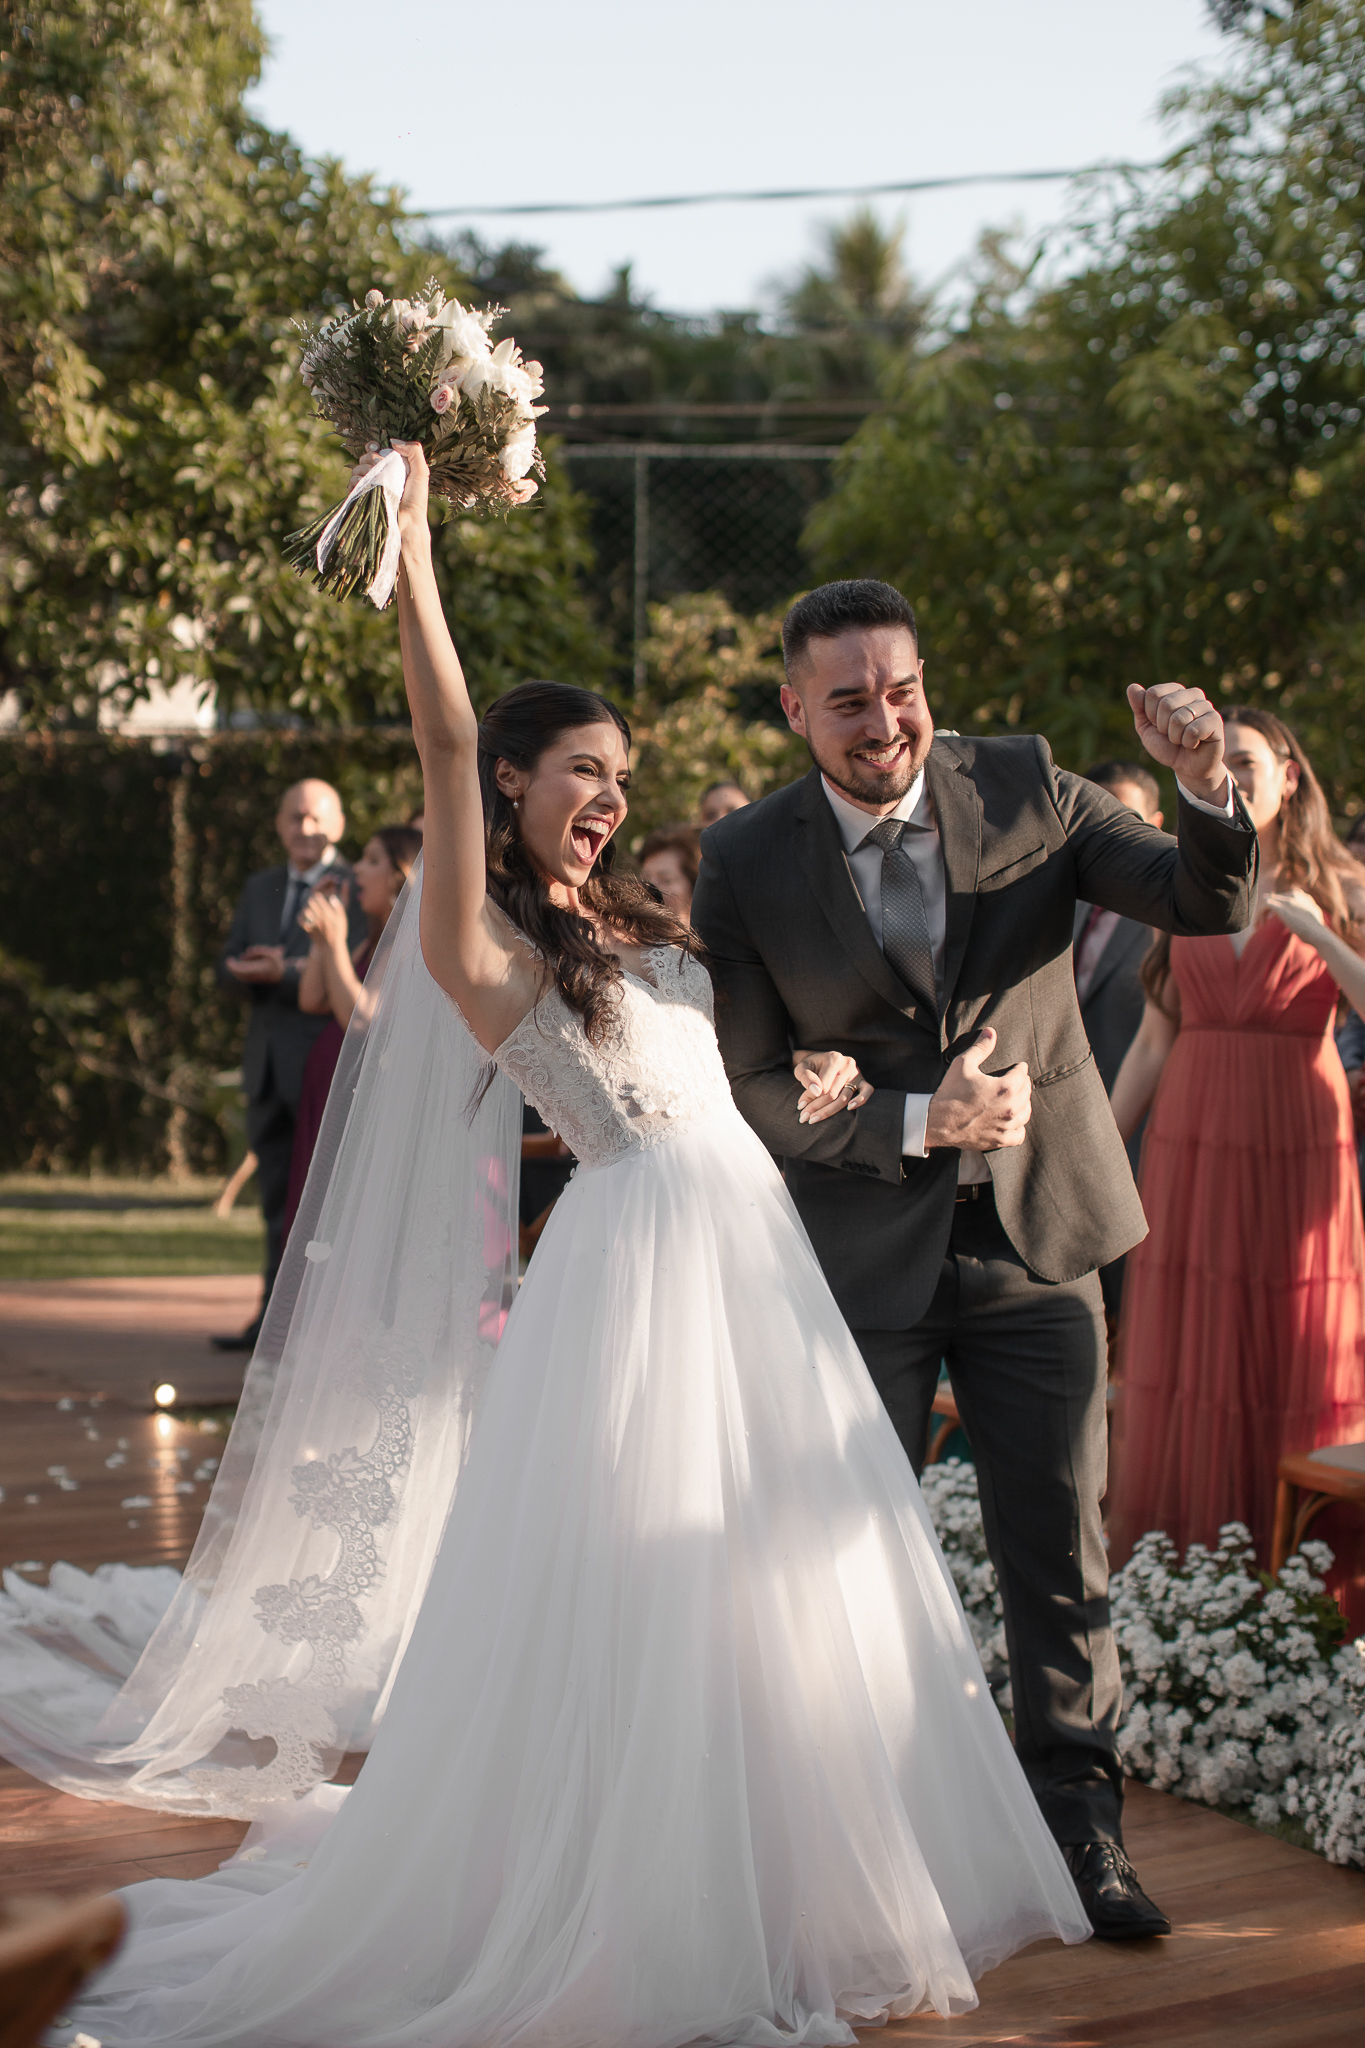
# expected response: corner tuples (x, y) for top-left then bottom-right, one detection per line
(822, 768), (1238, 1180)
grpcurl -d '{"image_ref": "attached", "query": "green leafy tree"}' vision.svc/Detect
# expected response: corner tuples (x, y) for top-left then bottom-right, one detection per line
(0, 0), (604, 727)
(450, 211), (928, 434)
(809, 0), (1365, 804)
(775, 210), (931, 403)
(625, 594), (806, 841)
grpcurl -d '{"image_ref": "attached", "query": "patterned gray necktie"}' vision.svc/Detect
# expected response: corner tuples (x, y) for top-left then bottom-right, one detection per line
(861, 817), (938, 1015)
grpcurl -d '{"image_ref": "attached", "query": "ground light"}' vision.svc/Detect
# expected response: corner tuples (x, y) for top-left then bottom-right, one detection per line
(152, 1383), (177, 1408)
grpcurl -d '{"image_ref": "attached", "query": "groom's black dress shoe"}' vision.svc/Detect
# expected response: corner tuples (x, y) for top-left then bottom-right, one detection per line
(1063, 1844), (1171, 1940)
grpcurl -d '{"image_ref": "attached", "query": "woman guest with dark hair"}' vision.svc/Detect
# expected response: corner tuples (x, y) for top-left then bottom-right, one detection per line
(638, 824), (702, 923)
(281, 825), (423, 1242)
(1109, 709), (1365, 1627)
(696, 779), (749, 826)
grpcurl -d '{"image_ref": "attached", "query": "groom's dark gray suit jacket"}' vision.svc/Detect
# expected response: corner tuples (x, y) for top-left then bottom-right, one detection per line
(692, 734), (1257, 1332)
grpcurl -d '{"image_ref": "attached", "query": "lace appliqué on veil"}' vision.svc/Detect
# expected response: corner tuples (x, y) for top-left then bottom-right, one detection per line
(188, 1195), (501, 1815)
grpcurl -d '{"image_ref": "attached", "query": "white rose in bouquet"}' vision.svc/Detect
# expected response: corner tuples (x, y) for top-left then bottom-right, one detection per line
(499, 421), (539, 481)
(435, 300), (495, 369)
(463, 336), (544, 415)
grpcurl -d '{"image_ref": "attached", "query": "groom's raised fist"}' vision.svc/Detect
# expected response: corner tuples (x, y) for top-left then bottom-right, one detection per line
(1127, 682), (1229, 805)
(925, 1026), (1031, 1155)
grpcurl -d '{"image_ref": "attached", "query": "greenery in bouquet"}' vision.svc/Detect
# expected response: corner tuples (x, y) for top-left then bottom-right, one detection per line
(284, 279), (546, 606)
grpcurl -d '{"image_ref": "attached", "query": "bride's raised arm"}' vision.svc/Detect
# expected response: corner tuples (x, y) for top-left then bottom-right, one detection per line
(374, 439), (539, 1049)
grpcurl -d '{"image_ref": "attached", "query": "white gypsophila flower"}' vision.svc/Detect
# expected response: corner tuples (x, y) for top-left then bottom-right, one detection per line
(917, 1478), (1363, 1860)
(1108, 1521), (1361, 1850)
(1291, 1638), (1365, 1865)
(917, 1460), (1007, 1674)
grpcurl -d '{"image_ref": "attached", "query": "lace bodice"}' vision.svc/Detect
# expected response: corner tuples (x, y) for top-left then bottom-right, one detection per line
(493, 946), (734, 1168)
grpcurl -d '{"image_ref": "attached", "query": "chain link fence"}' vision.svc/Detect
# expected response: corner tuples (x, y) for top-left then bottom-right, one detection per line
(560, 445), (839, 683)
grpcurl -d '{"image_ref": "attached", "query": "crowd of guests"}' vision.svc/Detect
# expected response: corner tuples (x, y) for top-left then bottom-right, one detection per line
(216, 737), (1365, 1630)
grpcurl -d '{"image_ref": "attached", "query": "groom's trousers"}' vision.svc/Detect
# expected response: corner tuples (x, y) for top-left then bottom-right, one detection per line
(851, 1183), (1124, 1849)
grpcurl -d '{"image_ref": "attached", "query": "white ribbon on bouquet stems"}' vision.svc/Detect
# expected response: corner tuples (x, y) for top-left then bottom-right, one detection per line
(315, 446), (408, 609)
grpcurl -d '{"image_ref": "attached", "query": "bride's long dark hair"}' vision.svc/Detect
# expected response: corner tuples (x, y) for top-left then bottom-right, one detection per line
(478, 682), (695, 1045)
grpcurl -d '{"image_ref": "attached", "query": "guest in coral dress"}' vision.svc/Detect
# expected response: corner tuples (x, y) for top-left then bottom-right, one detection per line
(1108, 709), (1365, 1630)
(281, 824), (422, 1244)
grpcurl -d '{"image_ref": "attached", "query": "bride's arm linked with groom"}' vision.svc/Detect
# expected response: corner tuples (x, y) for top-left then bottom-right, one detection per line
(692, 578), (1257, 1941)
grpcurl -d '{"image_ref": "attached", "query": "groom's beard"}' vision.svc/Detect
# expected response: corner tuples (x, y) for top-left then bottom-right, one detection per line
(807, 725), (932, 808)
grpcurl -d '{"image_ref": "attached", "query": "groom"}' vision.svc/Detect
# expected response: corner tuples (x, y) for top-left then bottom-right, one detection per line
(692, 579), (1256, 1941)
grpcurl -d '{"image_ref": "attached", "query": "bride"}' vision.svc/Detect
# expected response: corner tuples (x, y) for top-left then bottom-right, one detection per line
(36, 442), (1087, 2046)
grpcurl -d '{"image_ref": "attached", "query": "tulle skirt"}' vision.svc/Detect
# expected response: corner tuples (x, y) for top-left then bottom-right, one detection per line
(67, 1107), (1086, 2047)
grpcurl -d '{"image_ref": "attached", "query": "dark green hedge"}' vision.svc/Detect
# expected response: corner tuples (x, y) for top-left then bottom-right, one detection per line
(0, 729), (424, 1176)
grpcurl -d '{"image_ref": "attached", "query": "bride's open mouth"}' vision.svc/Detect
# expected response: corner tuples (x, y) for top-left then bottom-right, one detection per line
(570, 815), (611, 864)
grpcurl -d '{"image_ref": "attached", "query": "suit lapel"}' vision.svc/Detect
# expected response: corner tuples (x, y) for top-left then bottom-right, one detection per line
(793, 770), (929, 1021)
(925, 745), (981, 1024)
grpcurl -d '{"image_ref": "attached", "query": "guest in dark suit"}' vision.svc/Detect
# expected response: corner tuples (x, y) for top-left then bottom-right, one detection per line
(212, 779), (366, 1349)
(692, 580), (1257, 1940)
(1073, 761), (1163, 1323)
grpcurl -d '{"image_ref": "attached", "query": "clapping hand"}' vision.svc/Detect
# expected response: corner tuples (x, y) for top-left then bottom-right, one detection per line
(1264, 887), (1325, 943)
(299, 887), (351, 955)
(225, 944), (286, 985)
(1126, 682), (1229, 804)
(793, 1049), (874, 1125)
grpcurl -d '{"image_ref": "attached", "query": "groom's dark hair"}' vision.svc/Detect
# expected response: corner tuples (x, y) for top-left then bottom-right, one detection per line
(782, 580), (918, 678)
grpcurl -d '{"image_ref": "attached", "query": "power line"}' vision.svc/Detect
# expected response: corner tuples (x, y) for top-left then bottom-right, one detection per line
(415, 161), (1161, 222)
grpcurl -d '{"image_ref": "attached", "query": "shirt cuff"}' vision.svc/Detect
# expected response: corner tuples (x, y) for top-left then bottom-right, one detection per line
(902, 1092), (932, 1159)
(1176, 775), (1237, 820)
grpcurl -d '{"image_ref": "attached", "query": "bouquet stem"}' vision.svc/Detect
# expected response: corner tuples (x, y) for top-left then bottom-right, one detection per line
(284, 486), (394, 606)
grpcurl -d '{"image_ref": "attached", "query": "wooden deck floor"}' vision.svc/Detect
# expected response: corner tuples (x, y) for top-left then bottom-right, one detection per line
(0, 1289), (1362, 2043)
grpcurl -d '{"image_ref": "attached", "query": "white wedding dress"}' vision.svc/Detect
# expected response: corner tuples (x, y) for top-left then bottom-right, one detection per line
(54, 942), (1086, 2048)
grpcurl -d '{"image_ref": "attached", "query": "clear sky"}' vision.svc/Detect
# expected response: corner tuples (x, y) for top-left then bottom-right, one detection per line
(248, 0), (1229, 316)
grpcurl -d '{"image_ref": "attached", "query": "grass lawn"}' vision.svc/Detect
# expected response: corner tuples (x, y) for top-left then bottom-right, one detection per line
(0, 1175), (264, 1279)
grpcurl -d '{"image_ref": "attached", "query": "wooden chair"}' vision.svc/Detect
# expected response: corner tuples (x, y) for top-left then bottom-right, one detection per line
(926, 1383), (962, 1465)
(1270, 1440), (1365, 1575)
(0, 1893), (124, 2048)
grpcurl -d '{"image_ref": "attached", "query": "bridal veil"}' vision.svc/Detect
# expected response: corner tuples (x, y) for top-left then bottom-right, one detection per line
(0, 861), (523, 1816)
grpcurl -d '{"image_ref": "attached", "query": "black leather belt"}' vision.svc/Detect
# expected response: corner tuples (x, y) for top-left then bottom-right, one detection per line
(954, 1182), (990, 1204)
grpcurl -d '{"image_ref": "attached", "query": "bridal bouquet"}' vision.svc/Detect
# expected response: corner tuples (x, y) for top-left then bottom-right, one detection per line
(283, 278), (546, 608)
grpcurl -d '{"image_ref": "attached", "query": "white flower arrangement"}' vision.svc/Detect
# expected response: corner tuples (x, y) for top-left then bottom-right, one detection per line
(920, 1460), (1365, 1866)
(284, 278), (545, 607)
(919, 1457), (1008, 1682)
